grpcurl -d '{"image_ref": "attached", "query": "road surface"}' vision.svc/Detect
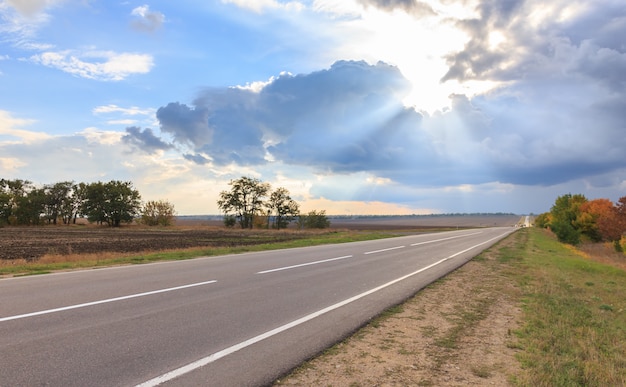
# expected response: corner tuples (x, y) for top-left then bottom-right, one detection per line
(0, 227), (514, 386)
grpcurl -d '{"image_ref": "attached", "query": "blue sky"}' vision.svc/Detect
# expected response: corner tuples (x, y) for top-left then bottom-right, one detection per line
(1, 0), (625, 215)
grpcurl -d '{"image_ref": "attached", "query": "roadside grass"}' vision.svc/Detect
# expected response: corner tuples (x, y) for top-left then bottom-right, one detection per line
(513, 228), (626, 386)
(0, 230), (397, 277)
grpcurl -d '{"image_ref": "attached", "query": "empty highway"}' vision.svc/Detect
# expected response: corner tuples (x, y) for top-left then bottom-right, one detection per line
(0, 227), (514, 386)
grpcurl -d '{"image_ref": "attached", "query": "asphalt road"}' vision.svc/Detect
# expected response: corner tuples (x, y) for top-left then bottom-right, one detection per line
(0, 227), (515, 387)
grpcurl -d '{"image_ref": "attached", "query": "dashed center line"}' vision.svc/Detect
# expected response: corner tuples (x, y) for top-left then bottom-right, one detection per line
(364, 245), (406, 255)
(257, 255), (353, 274)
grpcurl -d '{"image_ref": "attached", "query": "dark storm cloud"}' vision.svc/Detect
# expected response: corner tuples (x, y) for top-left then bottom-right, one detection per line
(154, 55), (626, 188)
(356, 0), (436, 16)
(156, 102), (212, 146)
(441, 0), (525, 82)
(156, 60), (417, 168)
(183, 153), (210, 165)
(122, 126), (172, 153)
(442, 0), (626, 86)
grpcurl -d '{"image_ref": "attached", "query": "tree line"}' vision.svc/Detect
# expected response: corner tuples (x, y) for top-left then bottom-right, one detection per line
(0, 178), (175, 227)
(535, 193), (626, 250)
(217, 176), (330, 229)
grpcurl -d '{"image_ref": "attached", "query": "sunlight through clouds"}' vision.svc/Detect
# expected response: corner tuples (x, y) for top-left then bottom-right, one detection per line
(1, 0), (625, 215)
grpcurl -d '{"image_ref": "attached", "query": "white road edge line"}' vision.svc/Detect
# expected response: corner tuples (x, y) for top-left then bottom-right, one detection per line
(364, 245), (405, 255)
(135, 230), (511, 387)
(410, 231), (482, 247)
(257, 256), (353, 274)
(0, 280), (218, 323)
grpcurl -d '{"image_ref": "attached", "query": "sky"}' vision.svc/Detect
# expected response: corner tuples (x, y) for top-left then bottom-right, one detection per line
(1, 0), (625, 216)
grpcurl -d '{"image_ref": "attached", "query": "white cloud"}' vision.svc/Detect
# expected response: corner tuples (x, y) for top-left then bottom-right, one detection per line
(5, 0), (64, 16)
(131, 4), (165, 32)
(222, 0), (305, 14)
(0, 157), (27, 172)
(30, 50), (154, 81)
(0, 110), (50, 143)
(79, 127), (123, 145)
(93, 104), (155, 116)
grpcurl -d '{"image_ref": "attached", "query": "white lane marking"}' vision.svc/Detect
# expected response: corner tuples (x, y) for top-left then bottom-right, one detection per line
(257, 256), (353, 274)
(0, 280), (217, 323)
(135, 230), (512, 387)
(364, 245), (405, 255)
(445, 233), (505, 259)
(410, 232), (482, 247)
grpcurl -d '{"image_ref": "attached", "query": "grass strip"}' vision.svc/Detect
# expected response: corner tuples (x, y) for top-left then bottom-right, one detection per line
(513, 228), (626, 386)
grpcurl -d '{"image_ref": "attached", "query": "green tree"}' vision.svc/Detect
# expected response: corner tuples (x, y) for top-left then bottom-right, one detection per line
(140, 200), (176, 226)
(534, 212), (551, 229)
(63, 182), (87, 225)
(14, 187), (47, 225)
(0, 179), (13, 226)
(44, 181), (74, 225)
(266, 187), (300, 229)
(217, 177), (270, 229)
(549, 193), (587, 245)
(82, 181), (141, 227)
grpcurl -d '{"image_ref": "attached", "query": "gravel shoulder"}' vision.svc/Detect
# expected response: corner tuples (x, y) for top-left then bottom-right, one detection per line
(275, 233), (523, 386)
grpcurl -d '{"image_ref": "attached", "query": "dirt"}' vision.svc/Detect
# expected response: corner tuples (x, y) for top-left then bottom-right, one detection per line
(275, 233), (523, 386)
(0, 226), (310, 261)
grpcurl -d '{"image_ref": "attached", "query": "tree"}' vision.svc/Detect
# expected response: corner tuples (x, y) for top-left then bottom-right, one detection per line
(266, 187), (300, 229)
(534, 212), (551, 229)
(14, 187), (47, 225)
(549, 193), (587, 244)
(140, 200), (176, 226)
(44, 181), (73, 225)
(82, 181), (141, 227)
(63, 182), (87, 225)
(298, 210), (331, 229)
(576, 199), (620, 242)
(0, 179), (12, 226)
(217, 177), (270, 229)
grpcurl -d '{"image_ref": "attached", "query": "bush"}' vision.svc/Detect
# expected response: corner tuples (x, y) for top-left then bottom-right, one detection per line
(551, 219), (581, 245)
(140, 200), (176, 226)
(298, 210), (331, 229)
(223, 215), (237, 228)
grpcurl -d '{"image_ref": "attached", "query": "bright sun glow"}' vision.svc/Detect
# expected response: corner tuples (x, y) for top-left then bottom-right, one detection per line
(328, 0), (498, 113)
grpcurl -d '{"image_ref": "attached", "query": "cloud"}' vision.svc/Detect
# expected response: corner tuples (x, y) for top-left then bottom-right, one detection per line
(356, 0), (436, 17)
(93, 104), (155, 116)
(0, 110), (50, 143)
(5, 0), (62, 17)
(441, 0), (626, 86)
(30, 50), (154, 80)
(151, 57), (626, 192)
(130, 5), (165, 33)
(122, 126), (173, 154)
(222, 0), (305, 14)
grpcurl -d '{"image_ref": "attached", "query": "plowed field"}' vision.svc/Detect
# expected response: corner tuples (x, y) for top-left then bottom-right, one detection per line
(0, 227), (309, 261)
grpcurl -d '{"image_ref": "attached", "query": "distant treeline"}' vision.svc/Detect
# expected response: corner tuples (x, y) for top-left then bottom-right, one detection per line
(327, 213), (517, 220)
(0, 179), (175, 227)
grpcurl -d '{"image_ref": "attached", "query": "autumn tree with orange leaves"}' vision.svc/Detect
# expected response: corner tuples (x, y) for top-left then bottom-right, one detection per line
(539, 194), (626, 250)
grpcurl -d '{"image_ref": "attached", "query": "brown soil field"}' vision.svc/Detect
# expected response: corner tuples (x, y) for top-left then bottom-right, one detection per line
(0, 226), (311, 261)
(0, 215), (521, 261)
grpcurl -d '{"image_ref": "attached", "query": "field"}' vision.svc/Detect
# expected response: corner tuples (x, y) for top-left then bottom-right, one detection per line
(0, 214), (521, 261)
